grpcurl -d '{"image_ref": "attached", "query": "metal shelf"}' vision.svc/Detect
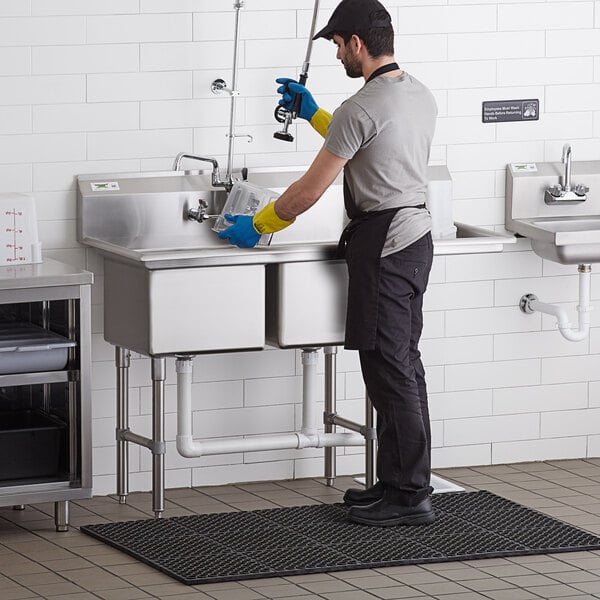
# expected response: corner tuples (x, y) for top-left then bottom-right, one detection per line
(0, 370), (69, 387)
(0, 259), (93, 531)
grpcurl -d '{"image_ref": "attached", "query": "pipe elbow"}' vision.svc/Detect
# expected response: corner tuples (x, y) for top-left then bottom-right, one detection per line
(176, 435), (199, 458)
(557, 325), (589, 342)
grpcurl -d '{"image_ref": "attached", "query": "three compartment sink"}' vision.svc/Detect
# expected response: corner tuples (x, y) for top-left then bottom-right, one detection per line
(78, 169), (515, 355)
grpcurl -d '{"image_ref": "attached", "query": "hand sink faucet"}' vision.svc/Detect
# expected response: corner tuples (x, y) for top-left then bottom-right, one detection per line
(544, 143), (589, 204)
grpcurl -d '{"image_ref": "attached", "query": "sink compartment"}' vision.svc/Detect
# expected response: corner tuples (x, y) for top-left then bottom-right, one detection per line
(266, 261), (348, 348)
(104, 258), (265, 356)
(265, 223), (515, 349)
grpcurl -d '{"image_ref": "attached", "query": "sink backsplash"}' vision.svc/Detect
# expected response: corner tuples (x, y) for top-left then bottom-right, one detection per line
(77, 170), (346, 250)
(506, 160), (600, 223)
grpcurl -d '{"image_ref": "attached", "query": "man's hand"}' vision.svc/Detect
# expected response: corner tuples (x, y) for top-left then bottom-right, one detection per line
(276, 77), (318, 122)
(217, 215), (261, 248)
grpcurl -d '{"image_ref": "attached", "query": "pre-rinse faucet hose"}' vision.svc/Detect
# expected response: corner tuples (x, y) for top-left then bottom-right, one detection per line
(274, 0), (320, 142)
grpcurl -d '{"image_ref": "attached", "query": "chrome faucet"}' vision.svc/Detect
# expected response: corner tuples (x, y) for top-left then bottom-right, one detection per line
(544, 143), (589, 204)
(562, 144), (572, 192)
(186, 199), (220, 223)
(173, 152), (232, 191)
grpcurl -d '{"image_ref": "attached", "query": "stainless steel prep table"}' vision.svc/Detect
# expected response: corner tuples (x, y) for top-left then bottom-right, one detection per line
(0, 258), (93, 531)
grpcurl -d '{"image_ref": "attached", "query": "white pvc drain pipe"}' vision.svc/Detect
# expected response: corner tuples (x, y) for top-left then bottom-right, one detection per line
(175, 351), (364, 459)
(520, 264), (592, 342)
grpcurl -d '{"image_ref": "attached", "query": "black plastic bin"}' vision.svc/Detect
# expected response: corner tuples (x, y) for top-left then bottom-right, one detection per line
(0, 410), (65, 481)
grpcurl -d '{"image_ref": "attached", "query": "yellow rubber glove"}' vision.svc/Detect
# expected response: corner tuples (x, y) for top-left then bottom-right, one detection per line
(253, 202), (295, 235)
(310, 108), (332, 138)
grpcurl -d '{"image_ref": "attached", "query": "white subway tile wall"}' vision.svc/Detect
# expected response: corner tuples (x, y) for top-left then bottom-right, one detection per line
(1, 1), (598, 495)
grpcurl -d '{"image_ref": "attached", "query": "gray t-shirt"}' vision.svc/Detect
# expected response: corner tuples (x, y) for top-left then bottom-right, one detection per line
(324, 71), (437, 256)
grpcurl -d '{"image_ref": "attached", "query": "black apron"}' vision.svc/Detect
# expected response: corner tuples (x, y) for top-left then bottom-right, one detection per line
(337, 62), (425, 351)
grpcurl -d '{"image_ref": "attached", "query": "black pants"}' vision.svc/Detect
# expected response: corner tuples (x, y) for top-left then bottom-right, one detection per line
(358, 232), (433, 506)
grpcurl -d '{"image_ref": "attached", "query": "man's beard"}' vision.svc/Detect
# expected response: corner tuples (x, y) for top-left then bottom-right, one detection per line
(343, 56), (362, 78)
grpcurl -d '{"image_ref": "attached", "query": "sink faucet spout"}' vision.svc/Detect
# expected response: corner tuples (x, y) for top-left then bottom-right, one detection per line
(544, 143), (588, 204)
(562, 143), (572, 192)
(173, 153), (232, 191)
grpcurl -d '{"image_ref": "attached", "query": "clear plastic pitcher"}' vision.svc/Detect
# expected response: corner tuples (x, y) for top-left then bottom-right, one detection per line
(212, 181), (280, 235)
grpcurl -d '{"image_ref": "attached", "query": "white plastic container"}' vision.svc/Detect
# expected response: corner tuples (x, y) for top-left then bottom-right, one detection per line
(426, 166), (456, 239)
(0, 193), (42, 265)
(213, 181), (279, 245)
(0, 323), (76, 375)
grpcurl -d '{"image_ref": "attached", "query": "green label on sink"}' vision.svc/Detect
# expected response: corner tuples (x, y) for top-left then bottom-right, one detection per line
(510, 163), (537, 173)
(90, 182), (120, 191)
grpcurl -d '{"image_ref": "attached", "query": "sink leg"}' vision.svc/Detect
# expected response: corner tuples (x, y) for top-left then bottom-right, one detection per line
(323, 346), (337, 487)
(54, 500), (69, 532)
(116, 347), (131, 505)
(365, 392), (377, 488)
(152, 357), (166, 518)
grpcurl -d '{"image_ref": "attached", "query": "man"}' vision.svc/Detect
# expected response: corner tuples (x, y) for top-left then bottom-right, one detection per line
(219, 0), (437, 527)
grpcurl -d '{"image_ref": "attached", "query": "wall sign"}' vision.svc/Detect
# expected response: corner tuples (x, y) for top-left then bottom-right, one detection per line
(482, 99), (539, 123)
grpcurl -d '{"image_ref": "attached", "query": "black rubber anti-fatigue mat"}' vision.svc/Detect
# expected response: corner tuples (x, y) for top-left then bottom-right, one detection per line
(80, 490), (600, 585)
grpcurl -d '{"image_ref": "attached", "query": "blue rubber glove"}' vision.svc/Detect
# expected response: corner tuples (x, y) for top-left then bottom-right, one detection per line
(276, 77), (318, 122)
(217, 214), (261, 248)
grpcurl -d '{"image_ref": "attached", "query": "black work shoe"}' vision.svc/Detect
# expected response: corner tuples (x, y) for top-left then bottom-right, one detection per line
(343, 481), (384, 507)
(347, 495), (435, 527)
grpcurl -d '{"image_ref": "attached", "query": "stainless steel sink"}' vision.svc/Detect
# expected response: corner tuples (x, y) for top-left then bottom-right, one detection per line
(531, 217), (600, 233)
(78, 168), (515, 354)
(77, 169), (346, 355)
(511, 216), (600, 264)
(264, 223), (516, 349)
(103, 257), (265, 356)
(506, 158), (600, 264)
(266, 260), (348, 348)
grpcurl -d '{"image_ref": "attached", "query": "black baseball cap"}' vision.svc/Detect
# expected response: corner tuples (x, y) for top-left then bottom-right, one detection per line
(313, 0), (392, 40)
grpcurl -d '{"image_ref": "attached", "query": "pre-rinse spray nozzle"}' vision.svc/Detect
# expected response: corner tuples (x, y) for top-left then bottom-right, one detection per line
(273, 78), (303, 143)
(274, 0), (320, 142)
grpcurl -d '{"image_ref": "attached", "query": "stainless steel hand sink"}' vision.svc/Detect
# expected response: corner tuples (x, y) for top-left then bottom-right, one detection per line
(511, 216), (600, 264)
(506, 158), (600, 264)
(531, 217), (600, 233)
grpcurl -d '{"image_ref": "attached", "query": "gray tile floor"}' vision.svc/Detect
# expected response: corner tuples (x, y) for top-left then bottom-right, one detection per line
(4, 459), (600, 599)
